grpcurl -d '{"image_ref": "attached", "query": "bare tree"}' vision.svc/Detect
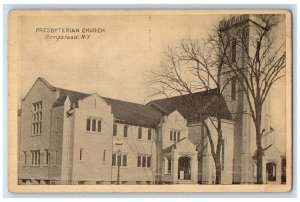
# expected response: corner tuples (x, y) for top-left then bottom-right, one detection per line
(147, 28), (232, 184)
(221, 14), (286, 184)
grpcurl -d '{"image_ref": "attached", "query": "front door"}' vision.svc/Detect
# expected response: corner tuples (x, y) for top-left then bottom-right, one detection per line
(178, 156), (191, 180)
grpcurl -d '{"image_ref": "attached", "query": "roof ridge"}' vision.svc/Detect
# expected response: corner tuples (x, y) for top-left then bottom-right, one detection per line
(102, 96), (148, 107)
(147, 88), (218, 104)
(37, 77), (56, 91)
(56, 87), (91, 96)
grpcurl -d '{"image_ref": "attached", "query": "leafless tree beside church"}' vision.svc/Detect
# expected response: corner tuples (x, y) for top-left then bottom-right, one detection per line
(147, 14), (286, 184)
(221, 14), (286, 184)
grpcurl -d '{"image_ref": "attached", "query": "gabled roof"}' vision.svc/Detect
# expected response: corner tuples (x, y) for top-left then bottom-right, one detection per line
(37, 77), (162, 127)
(147, 88), (232, 120)
(163, 137), (188, 153)
(27, 78), (232, 128)
(38, 77), (56, 91)
(252, 144), (282, 160)
(102, 97), (162, 128)
(22, 77), (56, 100)
(52, 88), (90, 108)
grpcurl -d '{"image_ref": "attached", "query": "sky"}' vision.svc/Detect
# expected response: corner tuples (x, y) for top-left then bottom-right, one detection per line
(15, 11), (287, 153)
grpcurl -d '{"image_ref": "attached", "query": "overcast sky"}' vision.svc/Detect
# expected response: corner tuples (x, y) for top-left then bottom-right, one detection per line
(16, 12), (287, 152)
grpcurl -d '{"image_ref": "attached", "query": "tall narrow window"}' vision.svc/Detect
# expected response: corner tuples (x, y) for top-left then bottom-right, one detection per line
(32, 101), (42, 136)
(80, 148), (83, 161)
(137, 156), (141, 167)
(177, 132), (180, 141)
(123, 125), (128, 137)
(44, 149), (49, 166)
(113, 124), (117, 136)
(36, 123), (39, 134)
(167, 158), (171, 174)
(142, 156), (146, 167)
(122, 154), (127, 166)
(221, 139), (225, 171)
(138, 127), (142, 139)
(92, 119), (96, 132)
(148, 129), (152, 140)
(117, 154), (122, 166)
(33, 124), (36, 135)
(173, 132), (177, 141)
(147, 156), (151, 168)
(86, 118), (91, 131)
(231, 38), (237, 62)
(97, 120), (102, 132)
(231, 77), (237, 100)
(103, 150), (106, 162)
(266, 162), (277, 181)
(170, 131), (173, 141)
(23, 151), (27, 166)
(112, 153), (116, 166)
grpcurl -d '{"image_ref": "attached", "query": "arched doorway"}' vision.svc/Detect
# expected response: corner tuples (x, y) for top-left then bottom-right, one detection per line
(178, 156), (191, 180)
(266, 162), (277, 182)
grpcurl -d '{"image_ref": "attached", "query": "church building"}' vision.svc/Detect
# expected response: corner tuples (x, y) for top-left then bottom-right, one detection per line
(17, 14), (283, 185)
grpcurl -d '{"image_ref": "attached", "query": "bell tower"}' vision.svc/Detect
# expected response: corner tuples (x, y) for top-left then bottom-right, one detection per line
(219, 14), (254, 184)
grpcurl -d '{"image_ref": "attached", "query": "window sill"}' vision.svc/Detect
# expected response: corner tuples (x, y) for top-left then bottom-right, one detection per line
(138, 167), (152, 169)
(29, 165), (41, 167)
(112, 166), (128, 168)
(85, 131), (103, 135)
(31, 135), (42, 137)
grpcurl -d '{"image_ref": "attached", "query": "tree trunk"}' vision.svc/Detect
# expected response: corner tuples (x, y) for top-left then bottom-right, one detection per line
(215, 159), (222, 184)
(255, 108), (263, 184)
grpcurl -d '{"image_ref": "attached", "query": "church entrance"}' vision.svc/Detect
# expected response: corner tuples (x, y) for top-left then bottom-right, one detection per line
(178, 156), (191, 180)
(266, 162), (277, 182)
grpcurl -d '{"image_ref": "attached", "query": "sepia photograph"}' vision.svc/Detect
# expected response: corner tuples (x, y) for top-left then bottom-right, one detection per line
(8, 10), (292, 192)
